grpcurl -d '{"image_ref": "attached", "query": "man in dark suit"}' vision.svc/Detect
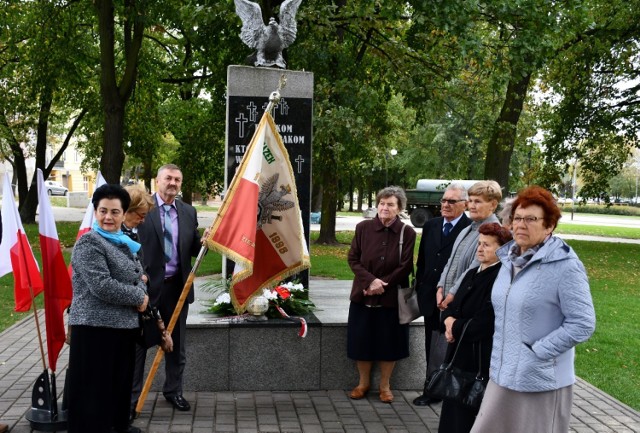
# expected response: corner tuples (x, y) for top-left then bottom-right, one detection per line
(131, 164), (203, 413)
(413, 183), (470, 406)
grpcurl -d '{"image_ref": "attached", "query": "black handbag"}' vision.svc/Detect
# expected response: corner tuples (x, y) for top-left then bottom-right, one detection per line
(424, 320), (488, 409)
(139, 306), (163, 349)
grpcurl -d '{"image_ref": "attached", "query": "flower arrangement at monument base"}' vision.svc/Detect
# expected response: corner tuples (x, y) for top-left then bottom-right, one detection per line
(207, 280), (316, 319)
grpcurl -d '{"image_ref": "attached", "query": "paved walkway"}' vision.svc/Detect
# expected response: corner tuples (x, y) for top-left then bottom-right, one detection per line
(1, 310), (639, 433)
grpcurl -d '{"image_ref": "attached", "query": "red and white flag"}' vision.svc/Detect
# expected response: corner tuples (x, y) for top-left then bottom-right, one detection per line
(68, 172), (105, 276)
(75, 171), (106, 240)
(206, 111), (310, 312)
(0, 173), (44, 312)
(37, 169), (73, 372)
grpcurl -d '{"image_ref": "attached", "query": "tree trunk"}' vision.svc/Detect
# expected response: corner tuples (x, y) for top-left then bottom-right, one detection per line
(100, 102), (126, 183)
(484, 70), (532, 194)
(317, 140), (339, 245)
(315, 0), (346, 244)
(0, 113), (29, 210)
(20, 87), (53, 223)
(348, 175), (354, 212)
(95, 0), (144, 183)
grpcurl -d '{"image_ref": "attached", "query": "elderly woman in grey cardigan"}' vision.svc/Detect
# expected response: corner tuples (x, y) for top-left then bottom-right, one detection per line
(471, 186), (595, 433)
(67, 184), (149, 433)
(437, 180), (502, 309)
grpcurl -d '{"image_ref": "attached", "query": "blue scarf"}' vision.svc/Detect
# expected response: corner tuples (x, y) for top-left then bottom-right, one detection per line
(92, 221), (141, 254)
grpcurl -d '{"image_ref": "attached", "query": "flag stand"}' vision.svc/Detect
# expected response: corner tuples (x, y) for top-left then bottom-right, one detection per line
(25, 370), (67, 431)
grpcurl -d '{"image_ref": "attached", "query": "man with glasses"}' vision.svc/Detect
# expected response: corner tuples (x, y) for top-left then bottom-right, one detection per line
(413, 183), (471, 406)
(130, 164), (203, 416)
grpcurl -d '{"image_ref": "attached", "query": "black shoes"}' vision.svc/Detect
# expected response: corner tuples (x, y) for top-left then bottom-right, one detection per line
(165, 394), (191, 411)
(413, 394), (442, 406)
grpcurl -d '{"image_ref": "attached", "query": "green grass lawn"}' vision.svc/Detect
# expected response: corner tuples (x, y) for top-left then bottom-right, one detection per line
(556, 223), (640, 239)
(1, 225), (638, 410)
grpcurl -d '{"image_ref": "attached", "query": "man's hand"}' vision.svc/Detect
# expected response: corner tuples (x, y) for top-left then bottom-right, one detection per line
(200, 228), (211, 246)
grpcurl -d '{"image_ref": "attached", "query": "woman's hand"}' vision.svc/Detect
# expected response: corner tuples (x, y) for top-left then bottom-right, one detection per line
(363, 278), (388, 296)
(444, 317), (456, 343)
(137, 294), (149, 312)
(436, 287), (444, 306)
(439, 293), (454, 311)
(141, 273), (148, 284)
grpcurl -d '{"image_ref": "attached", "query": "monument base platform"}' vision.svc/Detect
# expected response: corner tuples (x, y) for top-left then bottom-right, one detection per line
(142, 279), (426, 391)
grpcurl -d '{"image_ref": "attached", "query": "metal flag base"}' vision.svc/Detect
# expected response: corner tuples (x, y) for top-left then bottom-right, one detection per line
(25, 370), (68, 432)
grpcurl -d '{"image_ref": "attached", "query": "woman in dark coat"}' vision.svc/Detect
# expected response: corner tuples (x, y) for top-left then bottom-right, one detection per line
(438, 223), (512, 433)
(347, 186), (416, 404)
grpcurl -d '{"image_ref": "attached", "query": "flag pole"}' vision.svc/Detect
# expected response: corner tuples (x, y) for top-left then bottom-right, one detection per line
(264, 74), (286, 115)
(135, 246), (208, 416)
(135, 76), (287, 415)
(18, 235), (48, 372)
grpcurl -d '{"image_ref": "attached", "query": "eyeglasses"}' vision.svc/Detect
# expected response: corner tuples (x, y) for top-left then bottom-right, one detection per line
(134, 211), (147, 220)
(440, 198), (466, 205)
(512, 216), (540, 225)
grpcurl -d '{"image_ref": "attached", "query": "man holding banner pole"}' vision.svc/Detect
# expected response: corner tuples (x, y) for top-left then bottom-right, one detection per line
(130, 164), (204, 415)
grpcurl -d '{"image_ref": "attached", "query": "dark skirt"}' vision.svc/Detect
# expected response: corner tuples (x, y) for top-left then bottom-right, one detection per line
(67, 325), (138, 433)
(347, 302), (410, 361)
(438, 398), (479, 433)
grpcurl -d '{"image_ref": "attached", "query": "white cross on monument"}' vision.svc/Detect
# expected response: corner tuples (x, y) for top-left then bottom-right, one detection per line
(279, 99), (290, 116)
(295, 155), (304, 173)
(235, 112), (248, 138)
(247, 101), (258, 122)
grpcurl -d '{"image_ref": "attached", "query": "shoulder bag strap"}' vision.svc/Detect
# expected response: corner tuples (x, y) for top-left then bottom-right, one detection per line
(398, 224), (414, 279)
(445, 318), (472, 368)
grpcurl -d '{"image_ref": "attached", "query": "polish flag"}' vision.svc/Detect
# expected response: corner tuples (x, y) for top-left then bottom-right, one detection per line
(205, 111), (310, 312)
(68, 172), (105, 276)
(37, 169), (73, 372)
(75, 171), (106, 240)
(0, 173), (44, 312)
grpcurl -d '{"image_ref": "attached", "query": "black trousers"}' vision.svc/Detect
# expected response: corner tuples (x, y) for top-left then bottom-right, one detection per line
(67, 325), (138, 433)
(131, 277), (189, 407)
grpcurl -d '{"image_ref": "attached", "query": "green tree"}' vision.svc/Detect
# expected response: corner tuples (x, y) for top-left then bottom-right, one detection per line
(538, 0), (640, 199)
(0, 1), (94, 222)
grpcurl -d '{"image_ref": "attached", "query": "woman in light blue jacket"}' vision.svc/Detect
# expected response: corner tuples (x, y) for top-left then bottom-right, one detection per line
(471, 186), (595, 433)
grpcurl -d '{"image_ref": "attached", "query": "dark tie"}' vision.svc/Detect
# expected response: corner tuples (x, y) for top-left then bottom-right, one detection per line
(443, 222), (453, 237)
(163, 204), (173, 262)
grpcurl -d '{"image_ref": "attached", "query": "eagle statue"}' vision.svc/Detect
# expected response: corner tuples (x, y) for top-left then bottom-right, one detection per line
(234, 0), (303, 69)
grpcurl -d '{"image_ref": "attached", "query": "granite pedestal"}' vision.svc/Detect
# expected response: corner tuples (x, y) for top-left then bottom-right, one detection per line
(141, 278), (426, 392)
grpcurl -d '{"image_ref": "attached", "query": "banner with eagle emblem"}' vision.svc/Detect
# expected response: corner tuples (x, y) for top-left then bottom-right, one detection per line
(206, 110), (310, 313)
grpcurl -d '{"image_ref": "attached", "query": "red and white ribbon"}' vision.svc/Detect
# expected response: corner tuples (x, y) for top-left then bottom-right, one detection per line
(275, 305), (308, 338)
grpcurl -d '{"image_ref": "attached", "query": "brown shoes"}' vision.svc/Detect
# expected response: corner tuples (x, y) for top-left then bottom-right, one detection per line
(379, 388), (394, 403)
(0, 423), (8, 433)
(349, 386), (370, 399)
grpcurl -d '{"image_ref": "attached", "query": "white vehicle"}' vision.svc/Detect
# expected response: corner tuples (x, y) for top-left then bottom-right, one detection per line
(44, 180), (68, 196)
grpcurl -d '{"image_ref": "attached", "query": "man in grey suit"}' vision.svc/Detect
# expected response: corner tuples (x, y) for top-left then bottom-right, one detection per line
(131, 164), (202, 413)
(412, 183), (470, 406)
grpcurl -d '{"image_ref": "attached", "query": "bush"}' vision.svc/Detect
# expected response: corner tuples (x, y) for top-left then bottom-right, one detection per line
(558, 204), (640, 216)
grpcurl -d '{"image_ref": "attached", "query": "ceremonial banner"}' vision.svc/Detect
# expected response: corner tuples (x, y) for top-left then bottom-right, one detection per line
(37, 170), (73, 372)
(206, 111), (310, 312)
(0, 173), (44, 312)
(74, 171), (106, 240)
